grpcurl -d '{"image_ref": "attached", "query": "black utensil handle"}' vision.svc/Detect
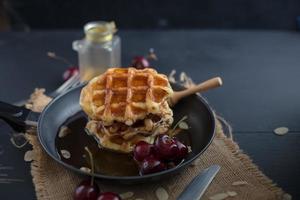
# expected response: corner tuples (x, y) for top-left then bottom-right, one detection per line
(0, 101), (31, 132)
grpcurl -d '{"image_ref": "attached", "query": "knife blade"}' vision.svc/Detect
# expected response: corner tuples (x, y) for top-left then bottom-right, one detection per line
(177, 165), (220, 200)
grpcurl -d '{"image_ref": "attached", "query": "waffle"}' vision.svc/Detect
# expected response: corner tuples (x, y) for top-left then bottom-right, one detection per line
(80, 67), (174, 153)
(86, 120), (159, 153)
(80, 67), (173, 125)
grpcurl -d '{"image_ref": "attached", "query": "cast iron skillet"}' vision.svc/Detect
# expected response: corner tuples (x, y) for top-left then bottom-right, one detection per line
(0, 83), (215, 184)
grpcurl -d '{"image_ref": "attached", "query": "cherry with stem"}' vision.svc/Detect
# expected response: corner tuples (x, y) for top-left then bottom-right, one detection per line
(73, 146), (100, 200)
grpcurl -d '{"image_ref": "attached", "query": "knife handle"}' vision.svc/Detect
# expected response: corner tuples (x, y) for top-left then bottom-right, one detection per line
(0, 101), (31, 132)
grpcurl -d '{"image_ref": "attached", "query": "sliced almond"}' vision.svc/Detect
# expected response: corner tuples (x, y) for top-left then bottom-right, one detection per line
(187, 145), (192, 153)
(58, 126), (71, 138)
(24, 150), (34, 162)
(168, 70), (176, 83)
(179, 121), (189, 130)
(209, 193), (229, 200)
(155, 187), (169, 200)
(60, 149), (71, 159)
(283, 193), (292, 200)
(120, 191), (134, 199)
(227, 191), (237, 197)
(274, 127), (289, 136)
(232, 181), (248, 186)
(80, 167), (91, 173)
(180, 72), (187, 82)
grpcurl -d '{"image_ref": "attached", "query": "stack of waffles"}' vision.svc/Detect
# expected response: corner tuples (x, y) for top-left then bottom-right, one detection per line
(80, 67), (174, 153)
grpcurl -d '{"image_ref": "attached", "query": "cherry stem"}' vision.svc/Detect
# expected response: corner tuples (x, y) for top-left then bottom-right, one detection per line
(47, 52), (74, 66)
(84, 146), (95, 186)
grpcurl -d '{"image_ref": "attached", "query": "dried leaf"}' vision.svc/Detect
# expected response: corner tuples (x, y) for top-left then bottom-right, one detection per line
(120, 191), (134, 199)
(209, 193), (229, 200)
(58, 126), (71, 138)
(227, 191), (237, 197)
(155, 187), (169, 200)
(24, 150), (34, 162)
(274, 127), (289, 136)
(232, 181), (248, 186)
(80, 167), (91, 173)
(60, 149), (71, 159)
(179, 121), (189, 130)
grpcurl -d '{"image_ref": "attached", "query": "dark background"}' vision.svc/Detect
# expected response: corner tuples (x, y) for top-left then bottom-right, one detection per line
(1, 0), (300, 31)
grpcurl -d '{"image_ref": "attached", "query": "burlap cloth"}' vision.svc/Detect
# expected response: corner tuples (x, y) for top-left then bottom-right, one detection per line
(24, 89), (287, 200)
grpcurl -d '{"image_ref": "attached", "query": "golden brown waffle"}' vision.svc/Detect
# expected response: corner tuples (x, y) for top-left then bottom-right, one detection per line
(86, 120), (158, 153)
(80, 67), (173, 125)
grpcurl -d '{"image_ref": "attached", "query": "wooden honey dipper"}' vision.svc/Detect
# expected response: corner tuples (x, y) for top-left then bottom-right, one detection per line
(169, 77), (223, 106)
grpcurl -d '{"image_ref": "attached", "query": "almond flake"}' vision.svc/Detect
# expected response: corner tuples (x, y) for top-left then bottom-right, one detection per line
(274, 127), (289, 136)
(180, 72), (187, 82)
(232, 181), (248, 186)
(120, 192), (134, 199)
(168, 70), (176, 83)
(187, 145), (192, 153)
(58, 126), (71, 138)
(24, 150), (34, 162)
(60, 149), (71, 159)
(155, 187), (169, 200)
(227, 191), (237, 197)
(80, 167), (91, 173)
(209, 193), (229, 200)
(179, 121), (189, 130)
(283, 193), (292, 200)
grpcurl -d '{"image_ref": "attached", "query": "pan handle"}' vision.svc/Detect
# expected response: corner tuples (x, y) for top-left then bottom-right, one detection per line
(0, 101), (31, 132)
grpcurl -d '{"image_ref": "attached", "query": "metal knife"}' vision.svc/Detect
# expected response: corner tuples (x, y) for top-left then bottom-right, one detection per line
(177, 165), (221, 200)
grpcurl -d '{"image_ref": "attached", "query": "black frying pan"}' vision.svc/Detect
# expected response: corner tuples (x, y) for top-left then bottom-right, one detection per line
(0, 83), (215, 184)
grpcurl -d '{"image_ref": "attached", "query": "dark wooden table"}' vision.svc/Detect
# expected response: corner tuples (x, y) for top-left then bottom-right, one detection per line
(0, 30), (299, 199)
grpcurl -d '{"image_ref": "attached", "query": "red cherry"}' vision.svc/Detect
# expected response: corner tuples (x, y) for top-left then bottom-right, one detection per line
(63, 66), (79, 81)
(154, 134), (179, 161)
(140, 156), (166, 175)
(97, 192), (121, 200)
(175, 139), (188, 160)
(133, 141), (155, 162)
(74, 179), (100, 200)
(131, 56), (149, 69)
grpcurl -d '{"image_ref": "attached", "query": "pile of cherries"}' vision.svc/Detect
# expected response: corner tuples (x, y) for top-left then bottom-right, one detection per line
(133, 134), (188, 175)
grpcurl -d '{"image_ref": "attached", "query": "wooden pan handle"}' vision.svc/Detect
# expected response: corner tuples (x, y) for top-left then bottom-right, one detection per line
(170, 77), (223, 106)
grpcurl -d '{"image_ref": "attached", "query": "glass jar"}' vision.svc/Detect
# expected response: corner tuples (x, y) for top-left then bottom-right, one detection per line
(73, 21), (121, 82)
